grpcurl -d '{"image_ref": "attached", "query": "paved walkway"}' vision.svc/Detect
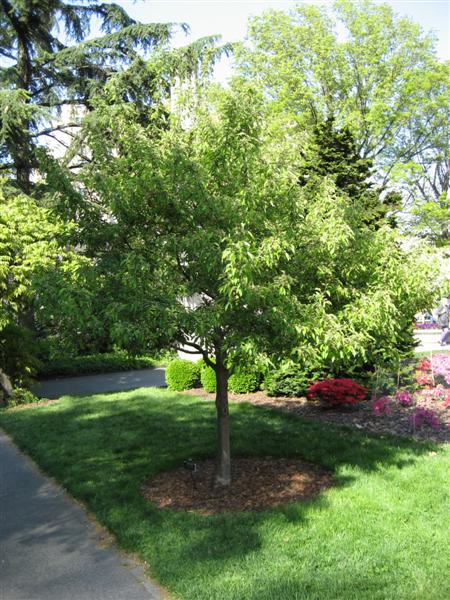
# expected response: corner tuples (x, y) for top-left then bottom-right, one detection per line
(0, 429), (165, 600)
(414, 329), (448, 353)
(31, 368), (166, 399)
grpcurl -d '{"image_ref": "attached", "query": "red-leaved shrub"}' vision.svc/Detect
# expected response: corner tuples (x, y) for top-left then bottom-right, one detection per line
(307, 378), (368, 406)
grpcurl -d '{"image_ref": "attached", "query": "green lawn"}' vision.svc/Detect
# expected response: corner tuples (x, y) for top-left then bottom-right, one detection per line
(1, 389), (449, 600)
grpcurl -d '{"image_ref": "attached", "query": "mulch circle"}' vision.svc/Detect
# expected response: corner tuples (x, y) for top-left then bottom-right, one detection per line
(141, 457), (333, 514)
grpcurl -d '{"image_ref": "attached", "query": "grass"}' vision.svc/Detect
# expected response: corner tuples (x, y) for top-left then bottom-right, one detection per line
(0, 388), (449, 600)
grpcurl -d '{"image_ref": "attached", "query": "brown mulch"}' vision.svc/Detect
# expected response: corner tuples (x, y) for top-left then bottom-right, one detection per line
(141, 457), (333, 514)
(182, 388), (450, 443)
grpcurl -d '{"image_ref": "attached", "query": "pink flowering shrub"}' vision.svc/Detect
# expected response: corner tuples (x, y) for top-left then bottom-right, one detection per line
(417, 358), (431, 371)
(410, 407), (441, 430)
(429, 354), (450, 385)
(444, 391), (450, 409)
(432, 385), (447, 400)
(371, 354), (449, 433)
(373, 396), (393, 415)
(395, 390), (413, 406)
(415, 371), (432, 386)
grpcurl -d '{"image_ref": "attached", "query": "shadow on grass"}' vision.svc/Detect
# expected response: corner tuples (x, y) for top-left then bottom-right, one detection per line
(0, 388), (444, 593)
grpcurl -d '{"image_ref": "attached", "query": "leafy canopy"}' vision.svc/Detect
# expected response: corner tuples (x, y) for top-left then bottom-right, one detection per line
(79, 82), (436, 373)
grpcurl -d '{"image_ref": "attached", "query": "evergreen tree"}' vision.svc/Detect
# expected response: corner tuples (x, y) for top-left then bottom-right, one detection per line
(299, 118), (400, 227)
(0, 0), (176, 191)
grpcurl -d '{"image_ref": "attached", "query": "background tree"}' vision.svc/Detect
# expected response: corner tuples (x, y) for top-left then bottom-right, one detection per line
(0, 180), (82, 395)
(238, 0), (445, 195)
(78, 83), (435, 486)
(298, 118), (401, 227)
(0, 0), (180, 191)
(390, 63), (450, 244)
(0, 1), (230, 364)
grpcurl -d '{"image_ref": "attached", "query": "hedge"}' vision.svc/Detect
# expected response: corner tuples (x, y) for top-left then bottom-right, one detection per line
(37, 351), (169, 379)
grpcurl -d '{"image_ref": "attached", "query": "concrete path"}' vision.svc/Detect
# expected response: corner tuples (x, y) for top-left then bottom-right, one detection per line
(31, 368), (166, 399)
(0, 429), (165, 600)
(414, 329), (449, 353)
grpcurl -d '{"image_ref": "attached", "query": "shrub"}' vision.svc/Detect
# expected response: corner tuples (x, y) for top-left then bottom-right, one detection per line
(2, 387), (40, 408)
(0, 324), (41, 385)
(307, 378), (368, 406)
(166, 359), (200, 391)
(264, 366), (313, 397)
(228, 369), (261, 394)
(199, 362), (262, 394)
(410, 407), (441, 430)
(200, 365), (216, 393)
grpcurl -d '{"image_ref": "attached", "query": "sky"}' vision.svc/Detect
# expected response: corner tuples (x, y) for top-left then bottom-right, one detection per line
(113, 0), (450, 81)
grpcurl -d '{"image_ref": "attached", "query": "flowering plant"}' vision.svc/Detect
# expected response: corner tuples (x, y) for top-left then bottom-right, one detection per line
(307, 378), (367, 406)
(373, 396), (393, 415)
(414, 322), (439, 329)
(444, 391), (450, 409)
(410, 407), (441, 430)
(415, 370), (432, 386)
(395, 389), (413, 406)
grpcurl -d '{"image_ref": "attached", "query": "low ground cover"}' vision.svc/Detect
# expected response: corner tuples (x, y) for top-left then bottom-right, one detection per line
(0, 389), (448, 599)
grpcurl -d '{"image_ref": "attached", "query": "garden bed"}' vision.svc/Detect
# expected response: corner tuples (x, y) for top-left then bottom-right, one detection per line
(183, 388), (449, 443)
(141, 457), (333, 514)
(185, 353), (450, 444)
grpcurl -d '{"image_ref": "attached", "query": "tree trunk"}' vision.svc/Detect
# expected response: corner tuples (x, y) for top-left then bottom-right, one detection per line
(214, 353), (231, 487)
(0, 369), (13, 399)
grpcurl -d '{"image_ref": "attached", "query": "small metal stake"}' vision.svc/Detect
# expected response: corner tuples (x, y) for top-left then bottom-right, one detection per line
(183, 459), (198, 491)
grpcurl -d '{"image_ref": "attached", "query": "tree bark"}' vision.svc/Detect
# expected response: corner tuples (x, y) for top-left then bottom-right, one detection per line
(214, 351), (231, 487)
(0, 369), (13, 399)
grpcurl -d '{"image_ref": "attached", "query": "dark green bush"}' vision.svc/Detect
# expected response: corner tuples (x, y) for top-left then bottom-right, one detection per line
(166, 359), (200, 391)
(36, 351), (166, 378)
(200, 362), (262, 394)
(0, 324), (41, 385)
(228, 369), (261, 393)
(264, 365), (313, 397)
(2, 387), (40, 408)
(200, 365), (216, 393)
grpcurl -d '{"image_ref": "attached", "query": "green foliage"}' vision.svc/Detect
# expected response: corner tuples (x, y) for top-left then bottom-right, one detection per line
(391, 63), (450, 244)
(2, 387), (39, 408)
(81, 81), (437, 379)
(298, 118), (400, 227)
(78, 76), (437, 484)
(238, 0), (446, 212)
(264, 365), (314, 398)
(200, 362), (262, 394)
(0, 324), (41, 385)
(0, 182), (74, 330)
(0, 0), (172, 190)
(228, 369), (261, 393)
(200, 365), (217, 393)
(37, 351), (163, 379)
(0, 182), (83, 385)
(166, 359), (200, 391)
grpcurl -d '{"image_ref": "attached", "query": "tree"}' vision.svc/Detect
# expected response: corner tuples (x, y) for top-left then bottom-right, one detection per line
(78, 83), (435, 486)
(238, 0), (443, 181)
(0, 0), (177, 191)
(0, 180), (81, 395)
(391, 63), (450, 244)
(298, 118), (401, 227)
(0, 1), (231, 365)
